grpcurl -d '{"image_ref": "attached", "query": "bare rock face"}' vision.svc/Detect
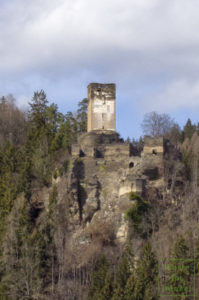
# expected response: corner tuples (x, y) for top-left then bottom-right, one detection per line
(35, 134), (186, 269)
(82, 177), (100, 222)
(116, 213), (128, 243)
(64, 136), (164, 254)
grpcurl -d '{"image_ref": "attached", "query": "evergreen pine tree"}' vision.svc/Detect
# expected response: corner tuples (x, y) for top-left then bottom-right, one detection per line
(111, 244), (133, 300)
(124, 273), (136, 300)
(183, 119), (196, 140)
(172, 235), (189, 259)
(112, 256), (131, 299)
(100, 271), (113, 300)
(88, 254), (110, 300)
(194, 238), (199, 299)
(29, 90), (48, 129)
(133, 241), (158, 300)
(168, 235), (193, 300)
(77, 98), (88, 133)
(0, 143), (17, 239)
(45, 103), (60, 141)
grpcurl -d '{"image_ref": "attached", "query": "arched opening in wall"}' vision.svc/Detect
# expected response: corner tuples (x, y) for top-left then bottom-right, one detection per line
(79, 150), (85, 157)
(168, 179), (172, 189)
(129, 162), (134, 168)
(152, 149), (157, 155)
(95, 149), (103, 158)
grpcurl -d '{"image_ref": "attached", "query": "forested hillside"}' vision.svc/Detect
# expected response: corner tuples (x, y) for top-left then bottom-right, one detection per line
(1, 91), (199, 300)
(0, 91), (88, 299)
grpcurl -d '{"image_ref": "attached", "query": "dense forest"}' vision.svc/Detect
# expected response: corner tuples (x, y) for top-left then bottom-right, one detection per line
(0, 90), (199, 299)
(0, 91), (88, 299)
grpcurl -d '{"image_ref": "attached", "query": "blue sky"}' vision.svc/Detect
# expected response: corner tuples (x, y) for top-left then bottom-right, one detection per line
(1, 0), (199, 139)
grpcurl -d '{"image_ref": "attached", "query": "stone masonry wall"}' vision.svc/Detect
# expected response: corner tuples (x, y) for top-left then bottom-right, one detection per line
(87, 83), (116, 132)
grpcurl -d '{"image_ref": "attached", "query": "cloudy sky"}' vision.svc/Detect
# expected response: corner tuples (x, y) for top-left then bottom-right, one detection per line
(1, 0), (199, 138)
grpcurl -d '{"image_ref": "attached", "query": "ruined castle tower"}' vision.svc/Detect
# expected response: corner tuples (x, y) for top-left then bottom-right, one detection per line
(87, 83), (116, 132)
(71, 82), (168, 198)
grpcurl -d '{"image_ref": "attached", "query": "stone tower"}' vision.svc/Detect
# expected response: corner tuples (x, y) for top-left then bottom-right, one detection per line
(87, 83), (116, 132)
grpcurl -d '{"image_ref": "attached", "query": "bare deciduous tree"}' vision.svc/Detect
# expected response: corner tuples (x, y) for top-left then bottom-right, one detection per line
(141, 111), (174, 137)
(0, 94), (26, 147)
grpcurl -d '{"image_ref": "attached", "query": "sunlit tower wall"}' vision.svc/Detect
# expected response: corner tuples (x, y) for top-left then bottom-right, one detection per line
(87, 83), (116, 132)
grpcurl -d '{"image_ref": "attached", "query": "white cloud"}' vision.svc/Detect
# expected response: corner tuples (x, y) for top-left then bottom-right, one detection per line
(1, 0), (199, 137)
(140, 79), (199, 113)
(16, 94), (29, 109)
(1, 0), (199, 75)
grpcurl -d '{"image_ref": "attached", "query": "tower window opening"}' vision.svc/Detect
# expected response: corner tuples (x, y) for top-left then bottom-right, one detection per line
(129, 162), (134, 168)
(152, 149), (157, 155)
(80, 150), (85, 157)
(97, 84), (101, 91)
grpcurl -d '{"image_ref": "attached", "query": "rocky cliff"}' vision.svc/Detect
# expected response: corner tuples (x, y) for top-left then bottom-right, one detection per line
(3, 133), (198, 300)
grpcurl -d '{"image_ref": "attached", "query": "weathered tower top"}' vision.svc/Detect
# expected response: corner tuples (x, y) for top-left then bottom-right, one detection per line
(87, 83), (116, 132)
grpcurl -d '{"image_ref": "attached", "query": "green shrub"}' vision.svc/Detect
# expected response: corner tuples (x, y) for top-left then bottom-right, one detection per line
(53, 170), (58, 179)
(76, 157), (83, 163)
(64, 160), (72, 172)
(129, 191), (140, 201)
(48, 184), (57, 219)
(99, 164), (106, 172)
(125, 197), (148, 234)
(0, 285), (11, 300)
(52, 160), (71, 179)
